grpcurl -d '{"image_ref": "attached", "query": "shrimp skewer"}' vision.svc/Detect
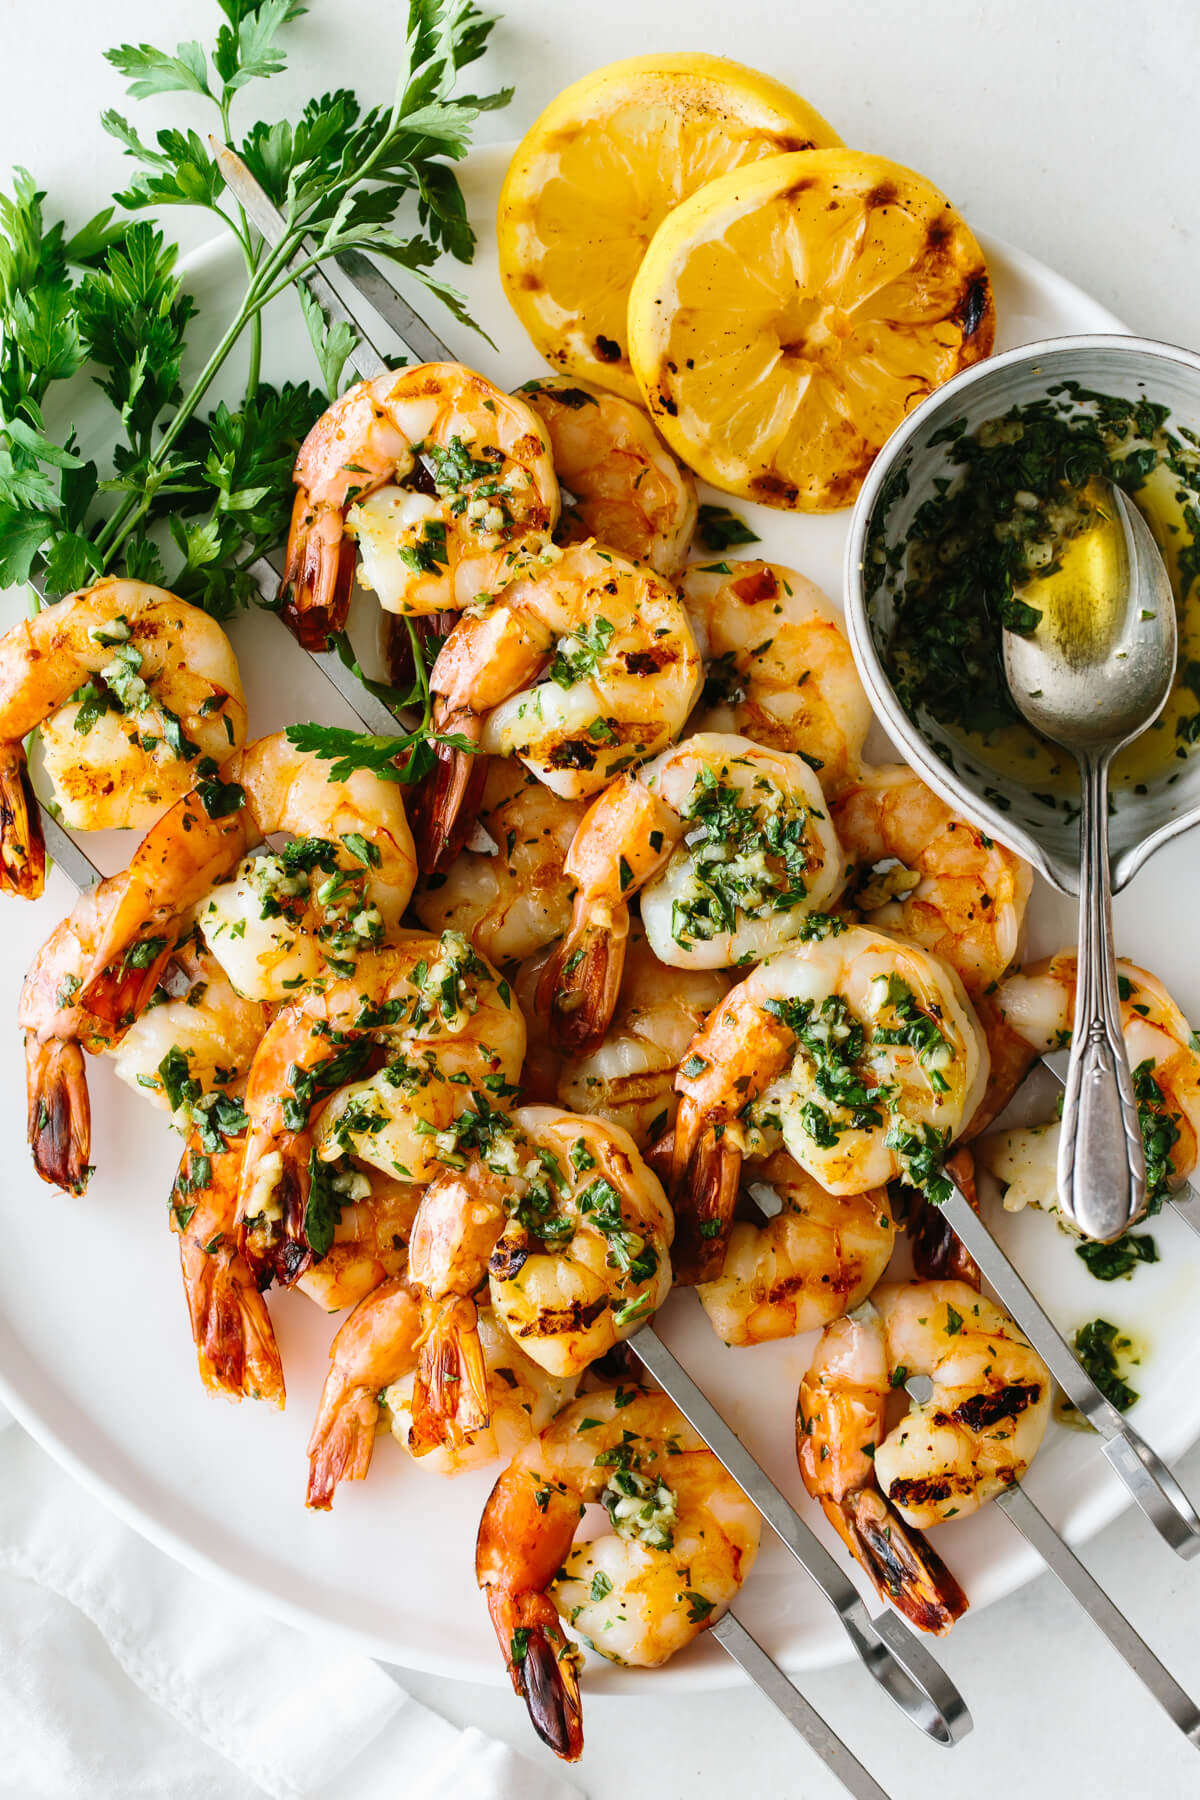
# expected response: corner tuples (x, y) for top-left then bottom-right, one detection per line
(419, 541), (701, 869)
(518, 376), (697, 575)
(477, 1387), (760, 1760)
(235, 934), (525, 1285)
(0, 579), (248, 896)
(281, 363), (559, 647)
(304, 1104), (673, 1499)
(697, 1151), (896, 1346)
(681, 560), (871, 797)
(539, 732), (844, 1050)
(671, 925), (988, 1280)
(19, 734), (417, 1188)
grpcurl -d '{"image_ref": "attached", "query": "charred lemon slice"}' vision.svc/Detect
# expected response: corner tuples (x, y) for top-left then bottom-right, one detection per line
(627, 149), (995, 510)
(498, 54), (840, 400)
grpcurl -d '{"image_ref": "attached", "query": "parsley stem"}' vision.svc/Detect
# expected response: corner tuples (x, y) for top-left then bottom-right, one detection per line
(94, 230), (299, 567)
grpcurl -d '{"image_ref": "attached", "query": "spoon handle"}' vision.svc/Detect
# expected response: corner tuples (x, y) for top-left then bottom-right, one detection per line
(1058, 752), (1146, 1239)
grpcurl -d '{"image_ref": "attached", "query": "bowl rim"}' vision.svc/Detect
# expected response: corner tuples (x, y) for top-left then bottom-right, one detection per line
(843, 331), (1200, 893)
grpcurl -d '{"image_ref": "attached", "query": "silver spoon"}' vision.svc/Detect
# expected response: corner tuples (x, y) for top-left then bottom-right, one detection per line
(1002, 478), (1177, 1241)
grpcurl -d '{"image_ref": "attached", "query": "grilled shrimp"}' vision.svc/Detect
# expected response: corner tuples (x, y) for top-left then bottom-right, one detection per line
(20, 910), (260, 1193)
(0, 580), (246, 896)
(384, 1304), (578, 1478)
(977, 952), (1200, 1216)
(835, 764), (1032, 999)
(292, 1170), (420, 1313)
(697, 1151), (895, 1346)
(280, 363), (559, 647)
(797, 1297), (970, 1635)
(518, 376), (697, 575)
(681, 560), (870, 797)
(305, 1104), (670, 1497)
(408, 1103), (673, 1404)
(169, 1130), (284, 1408)
(529, 924), (730, 1148)
(412, 760), (587, 965)
(419, 541), (701, 868)
(477, 1387), (760, 1760)
(539, 733), (843, 1051)
(482, 1105), (674, 1378)
(83, 731), (415, 1009)
(799, 1283), (1050, 1622)
(235, 933), (525, 1284)
(107, 932), (269, 1121)
(671, 925), (988, 1280)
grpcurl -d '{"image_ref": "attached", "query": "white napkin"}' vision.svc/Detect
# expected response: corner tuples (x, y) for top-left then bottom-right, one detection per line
(0, 1411), (582, 1800)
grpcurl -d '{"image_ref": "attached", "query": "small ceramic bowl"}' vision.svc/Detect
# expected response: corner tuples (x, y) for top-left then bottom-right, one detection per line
(844, 333), (1200, 895)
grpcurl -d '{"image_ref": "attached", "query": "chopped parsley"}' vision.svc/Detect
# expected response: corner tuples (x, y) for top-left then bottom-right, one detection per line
(1074, 1317), (1139, 1412)
(1075, 1233), (1159, 1282)
(1132, 1059), (1181, 1211)
(696, 504), (760, 552)
(548, 616), (615, 688)
(669, 763), (816, 947)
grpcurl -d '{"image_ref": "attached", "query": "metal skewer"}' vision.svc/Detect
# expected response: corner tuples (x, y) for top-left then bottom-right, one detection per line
(711, 1611), (893, 1800)
(996, 1483), (1200, 1745)
(632, 1323), (969, 1746)
(895, 1374), (1200, 1747)
(939, 1178), (1200, 1557)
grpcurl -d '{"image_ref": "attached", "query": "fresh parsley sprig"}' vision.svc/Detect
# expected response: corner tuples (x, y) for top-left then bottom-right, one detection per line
(286, 618), (471, 784)
(0, 0), (509, 616)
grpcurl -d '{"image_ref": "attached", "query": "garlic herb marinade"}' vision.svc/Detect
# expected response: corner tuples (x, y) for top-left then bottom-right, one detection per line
(879, 383), (1200, 803)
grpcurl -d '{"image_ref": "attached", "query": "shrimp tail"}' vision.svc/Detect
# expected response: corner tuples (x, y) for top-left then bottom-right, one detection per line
(179, 1230), (285, 1408)
(408, 1294), (491, 1455)
(237, 1139), (316, 1289)
(306, 1375), (380, 1509)
(905, 1147), (982, 1289)
(79, 929), (180, 1030)
(279, 490), (357, 651)
(486, 1589), (584, 1762)
(409, 704), (488, 874)
(25, 1034), (91, 1193)
(670, 1098), (743, 1284)
(822, 1491), (969, 1636)
(538, 906), (629, 1053)
(171, 1135), (285, 1406)
(0, 743), (45, 899)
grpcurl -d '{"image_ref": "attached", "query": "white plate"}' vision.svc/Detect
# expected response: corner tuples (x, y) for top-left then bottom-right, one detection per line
(2, 143), (1198, 1694)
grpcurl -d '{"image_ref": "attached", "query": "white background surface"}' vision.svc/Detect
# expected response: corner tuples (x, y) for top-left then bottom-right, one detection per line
(3, 3), (1200, 1797)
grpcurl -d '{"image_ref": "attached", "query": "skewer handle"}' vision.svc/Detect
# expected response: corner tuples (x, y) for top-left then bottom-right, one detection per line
(999, 1483), (1200, 1747)
(940, 1182), (1200, 1557)
(1042, 1048), (1200, 1241)
(632, 1321), (971, 1746)
(712, 1611), (894, 1800)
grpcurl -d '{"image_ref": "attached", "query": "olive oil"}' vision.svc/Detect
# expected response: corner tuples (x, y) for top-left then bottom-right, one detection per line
(881, 384), (1200, 809)
(937, 461), (1196, 797)
(1019, 479), (1129, 670)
